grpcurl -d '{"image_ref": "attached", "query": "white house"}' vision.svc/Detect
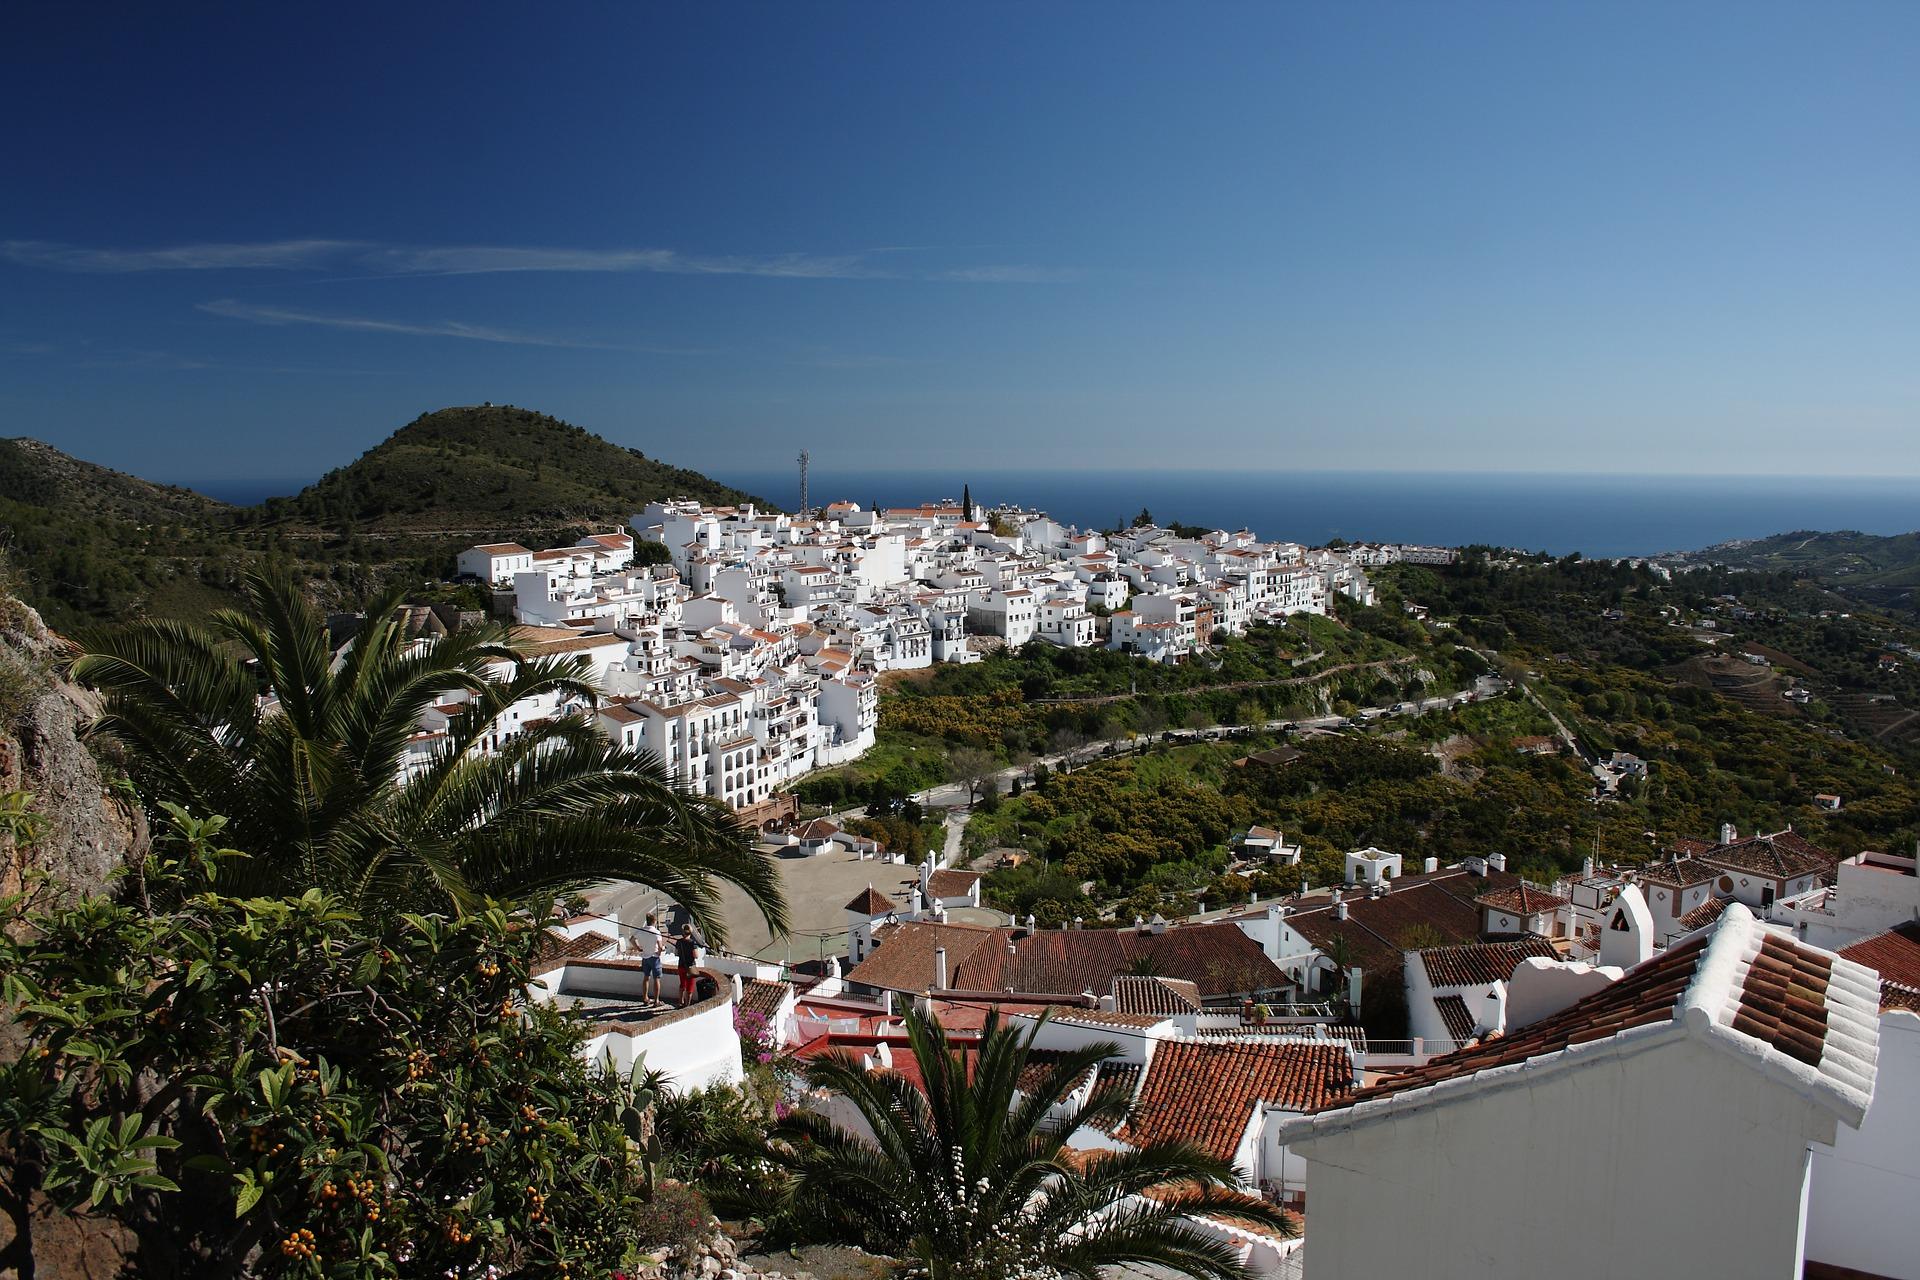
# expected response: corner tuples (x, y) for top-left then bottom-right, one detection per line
(1278, 905), (1882, 1279)
(966, 587), (1038, 647)
(458, 542), (534, 586)
(1777, 847), (1920, 953)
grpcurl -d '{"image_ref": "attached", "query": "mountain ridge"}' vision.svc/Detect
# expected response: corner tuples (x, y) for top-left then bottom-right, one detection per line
(0, 406), (773, 626)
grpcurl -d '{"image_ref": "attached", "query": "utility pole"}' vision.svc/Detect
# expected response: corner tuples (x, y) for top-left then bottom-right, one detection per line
(797, 449), (810, 519)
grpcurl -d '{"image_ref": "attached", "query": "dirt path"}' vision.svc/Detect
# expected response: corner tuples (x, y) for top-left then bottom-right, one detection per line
(1026, 657), (1410, 707)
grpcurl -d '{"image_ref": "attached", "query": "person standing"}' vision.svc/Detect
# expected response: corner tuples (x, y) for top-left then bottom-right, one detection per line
(674, 920), (701, 1007)
(633, 911), (664, 1006)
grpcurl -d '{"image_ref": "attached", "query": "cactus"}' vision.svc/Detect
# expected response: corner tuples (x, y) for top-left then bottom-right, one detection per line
(610, 1053), (667, 1200)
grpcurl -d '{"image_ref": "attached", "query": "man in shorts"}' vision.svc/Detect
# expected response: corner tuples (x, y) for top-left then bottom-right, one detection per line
(633, 911), (664, 1006)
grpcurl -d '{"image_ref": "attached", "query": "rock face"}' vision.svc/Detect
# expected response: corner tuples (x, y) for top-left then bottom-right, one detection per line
(0, 594), (146, 903)
(0, 592), (147, 1279)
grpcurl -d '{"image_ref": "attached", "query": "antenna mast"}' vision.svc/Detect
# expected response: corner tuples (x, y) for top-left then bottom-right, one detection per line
(797, 449), (810, 519)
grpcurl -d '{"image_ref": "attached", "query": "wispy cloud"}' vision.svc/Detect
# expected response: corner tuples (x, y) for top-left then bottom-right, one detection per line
(197, 299), (634, 350)
(3, 237), (1069, 284)
(2, 239), (364, 273)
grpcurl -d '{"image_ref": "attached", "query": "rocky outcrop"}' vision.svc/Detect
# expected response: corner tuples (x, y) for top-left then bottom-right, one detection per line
(0, 593), (146, 904)
(1, 592), (146, 1280)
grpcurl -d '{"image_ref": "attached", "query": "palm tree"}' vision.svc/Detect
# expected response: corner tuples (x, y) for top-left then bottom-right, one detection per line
(69, 572), (785, 941)
(744, 1008), (1291, 1280)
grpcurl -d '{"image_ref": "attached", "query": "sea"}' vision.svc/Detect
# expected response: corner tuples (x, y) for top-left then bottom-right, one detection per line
(191, 470), (1920, 561)
(709, 469), (1920, 560)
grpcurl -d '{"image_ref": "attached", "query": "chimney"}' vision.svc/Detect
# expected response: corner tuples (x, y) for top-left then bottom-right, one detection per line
(1346, 965), (1363, 1010)
(1720, 822), (1737, 845)
(1423, 856), (1439, 874)
(1582, 856), (1595, 879)
(1480, 984), (1508, 1036)
(1134, 915), (1147, 934)
(1024, 913), (1036, 932)
(1335, 900), (1349, 921)
(1488, 853), (1507, 872)
(1330, 888), (1342, 906)
(933, 947), (948, 990)
(1073, 916), (1084, 930)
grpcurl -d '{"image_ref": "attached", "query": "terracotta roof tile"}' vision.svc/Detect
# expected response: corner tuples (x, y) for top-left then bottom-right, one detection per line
(1111, 975), (1203, 1016)
(1317, 907), (1881, 1126)
(1730, 936), (1831, 1067)
(1474, 883), (1569, 917)
(1121, 1040), (1354, 1161)
(1675, 896), (1729, 932)
(925, 868), (982, 899)
(534, 928), (616, 967)
(1640, 857), (1718, 889)
(1838, 921), (1920, 1012)
(1350, 935), (1715, 1105)
(1416, 936), (1560, 988)
(845, 885), (894, 915)
(736, 978), (793, 1026)
(1698, 830), (1835, 882)
(1433, 994), (1478, 1043)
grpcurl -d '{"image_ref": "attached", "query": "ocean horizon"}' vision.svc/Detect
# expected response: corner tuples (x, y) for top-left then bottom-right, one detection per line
(187, 468), (1920, 561)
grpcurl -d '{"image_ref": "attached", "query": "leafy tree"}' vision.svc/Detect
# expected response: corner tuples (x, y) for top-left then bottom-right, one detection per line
(68, 572), (783, 941)
(0, 806), (668, 1279)
(743, 1008), (1289, 1280)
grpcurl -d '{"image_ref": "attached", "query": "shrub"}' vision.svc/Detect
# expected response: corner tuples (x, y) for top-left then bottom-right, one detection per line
(627, 1181), (714, 1262)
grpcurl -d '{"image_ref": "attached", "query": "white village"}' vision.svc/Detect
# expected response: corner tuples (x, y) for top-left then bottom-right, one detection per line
(430, 490), (1917, 1280)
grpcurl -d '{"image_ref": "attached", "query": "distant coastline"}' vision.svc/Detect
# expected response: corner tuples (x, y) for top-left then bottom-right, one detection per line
(184, 468), (1920, 561)
(712, 468), (1920, 561)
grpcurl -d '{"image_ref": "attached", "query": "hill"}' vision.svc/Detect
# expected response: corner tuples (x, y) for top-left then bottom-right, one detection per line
(0, 406), (770, 628)
(0, 438), (245, 626)
(255, 404), (769, 533)
(1674, 529), (1920, 612)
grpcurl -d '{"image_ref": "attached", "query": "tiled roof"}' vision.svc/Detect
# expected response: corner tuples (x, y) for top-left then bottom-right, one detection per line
(1290, 905), (1880, 1135)
(1416, 936), (1559, 988)
(925, 868), (982, 898)
(1697, 830), (1835, 882)
(534, 928), (616, 968)
(1676, 896), (1729, 932)
(1433, 994), (1478, 1043)
(1086, 1060), (1145, 1134)
(1121, 1040), (1354, 1161)
(845, 885), (894, 915)
(1474, 883), (1569, 917)
(1112, 975), (1204, 1016)
(1639, 857), (1719, 889)
(845, 920), (1006, 993)
(1838, 921), (1920, 1012)
(1283, 870), (1517, 974)
(736, 979), (793, 1025)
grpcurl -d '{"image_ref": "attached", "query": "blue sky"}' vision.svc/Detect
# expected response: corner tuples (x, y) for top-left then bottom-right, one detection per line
(4, 2), (1918, 485)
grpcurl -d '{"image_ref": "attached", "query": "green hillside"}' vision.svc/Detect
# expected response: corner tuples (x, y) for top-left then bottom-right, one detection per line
(0, 438), (246, 626)
(0, 406), (772, 628)
(1677, 529), (1920, 612)
(254, 404), (769, 532)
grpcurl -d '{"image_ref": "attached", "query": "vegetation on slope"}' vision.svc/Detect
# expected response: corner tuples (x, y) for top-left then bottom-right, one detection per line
(249, 404), (768, 532)
(0, 407), (767, 628)
(964, 557), (1920, 929)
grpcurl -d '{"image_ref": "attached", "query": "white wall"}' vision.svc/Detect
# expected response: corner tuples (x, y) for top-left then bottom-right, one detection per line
(1291, 1034), (1840, 1280)
(583, 995), (743, 1095)
(1806, 1010), (1920, 1278)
